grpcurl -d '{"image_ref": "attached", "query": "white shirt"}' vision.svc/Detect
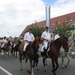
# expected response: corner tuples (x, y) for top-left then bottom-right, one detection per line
(54, 34), (60, 40)
(41, 31), (51, 42)
(24, 32), (34, 42)
(41, 31), (51, 50)
(2, 39), (8, 43)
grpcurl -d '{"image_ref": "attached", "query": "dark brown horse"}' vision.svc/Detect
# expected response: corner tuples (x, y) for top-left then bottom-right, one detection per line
(18, 36), (43, 75)
(11, 40), (22, 58)
(39, 37), (69, 75)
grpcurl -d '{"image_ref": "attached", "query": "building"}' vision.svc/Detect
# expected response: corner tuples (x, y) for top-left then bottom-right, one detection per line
(20, 12), (75, 37)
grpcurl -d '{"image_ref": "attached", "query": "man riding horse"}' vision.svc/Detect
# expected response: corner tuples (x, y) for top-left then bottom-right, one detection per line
(23, 28), (35, 59)
(41, 27), (52, 57)
(1, 36), (8, 49)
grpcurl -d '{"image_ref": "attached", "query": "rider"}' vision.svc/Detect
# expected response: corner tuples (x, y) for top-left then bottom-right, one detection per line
(41, 27), (51, 57)
(54, 31), (60, 40)
(13, 37), (18, 48)
(1, 36), (8, 49)
(23, 28), (35, 59)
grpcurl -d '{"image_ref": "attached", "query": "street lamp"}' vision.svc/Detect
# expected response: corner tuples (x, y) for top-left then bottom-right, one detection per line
(45, 4), (50, 32)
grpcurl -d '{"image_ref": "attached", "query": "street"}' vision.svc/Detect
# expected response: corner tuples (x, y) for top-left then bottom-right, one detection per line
(0, 53), (75, 75)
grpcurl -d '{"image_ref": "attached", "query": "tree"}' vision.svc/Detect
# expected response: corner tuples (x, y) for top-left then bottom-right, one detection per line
(32, 26), (45, 37)
(24, 26), (45, 37)
(53, 18), (73, 37)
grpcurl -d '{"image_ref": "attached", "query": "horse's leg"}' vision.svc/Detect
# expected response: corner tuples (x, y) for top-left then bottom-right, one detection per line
(19, 55), (23, 71)
(25, 58), (29, 71)
(14, 49), (15, 57)
(54, 58), (59, 71)
(16, 51), (17, 58)
(35, 58), (39, 70)
(11, 47), (13, 56)
(29, 60), (34, 75)
(43, 56), (47, 71)
(61, 53), (70, 68)
(4, 50), (8, 58)
(7, 49), (9, 56)
(15, 50), (17, 58)
(61, 55), (65, 68)
(65, 53), (70, 67)
(51, 58), (56, 75)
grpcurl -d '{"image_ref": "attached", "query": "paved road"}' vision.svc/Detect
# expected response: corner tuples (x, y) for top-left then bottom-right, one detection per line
(0, 53), (75, 75)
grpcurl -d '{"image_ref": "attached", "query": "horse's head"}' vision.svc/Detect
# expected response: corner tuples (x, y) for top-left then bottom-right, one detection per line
(32, 36), (43, 52)
(60, 37), (69, 52)
(34, 36), (43, 44)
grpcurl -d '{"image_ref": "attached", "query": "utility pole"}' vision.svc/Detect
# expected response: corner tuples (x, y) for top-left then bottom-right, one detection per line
(45, 4), (50, 32)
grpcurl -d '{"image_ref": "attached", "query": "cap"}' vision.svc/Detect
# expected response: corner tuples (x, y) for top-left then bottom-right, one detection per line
(45, 27), (48, 29)
(4, 36), (6, 38)
(29, 28), (32, 30)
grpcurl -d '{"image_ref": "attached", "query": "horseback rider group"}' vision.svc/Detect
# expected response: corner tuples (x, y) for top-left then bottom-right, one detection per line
(22, 27), (55, 59)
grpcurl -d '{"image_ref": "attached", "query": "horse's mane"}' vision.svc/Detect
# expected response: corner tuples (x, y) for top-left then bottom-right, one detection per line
(31, 36), (39, 48)
(51, 38), (60, 45)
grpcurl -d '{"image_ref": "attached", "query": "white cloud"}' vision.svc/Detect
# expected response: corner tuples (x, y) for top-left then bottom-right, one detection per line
(0, 0), (75, 37)
(51, 0), (75, 17)
(0, 0), (45, 37)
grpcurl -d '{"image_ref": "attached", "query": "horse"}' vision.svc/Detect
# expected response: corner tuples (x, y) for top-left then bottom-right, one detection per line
(11, 40), (22, 58)
(59, 36), (75, 68)
(0, 40), (11, 58)
(59, 47), (70, 68)
(18, 36), (43, 75)
(39, 37), (69, 75)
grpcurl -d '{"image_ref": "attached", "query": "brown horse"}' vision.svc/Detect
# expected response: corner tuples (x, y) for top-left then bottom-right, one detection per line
(18, 36), (43, 75)
(0, 40), (11, 58)
(39, 37), (69, 75)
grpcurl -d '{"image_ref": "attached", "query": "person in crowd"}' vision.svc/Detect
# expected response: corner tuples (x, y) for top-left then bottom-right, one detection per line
(41, 27), (51, 57)
(1, 36), (8, 49)
(54, 31), (60, 40)
(23, 28), (35, 59)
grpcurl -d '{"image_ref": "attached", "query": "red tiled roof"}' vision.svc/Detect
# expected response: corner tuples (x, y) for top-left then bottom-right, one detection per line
(20, 12), (75, 36)
(50, 12), (75, 29)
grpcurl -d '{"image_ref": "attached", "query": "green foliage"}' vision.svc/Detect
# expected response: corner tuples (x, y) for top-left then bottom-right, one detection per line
(32, 26), (45, 37)
(24, 26), (45, 37)
(53, 18), (73, 37)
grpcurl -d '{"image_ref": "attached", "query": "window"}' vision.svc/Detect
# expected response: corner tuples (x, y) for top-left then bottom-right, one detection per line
(65, 20), (67, 22)
(58, 22), (60, 24)
(52, 23), (54, 25)
(70, 19), (73, 22)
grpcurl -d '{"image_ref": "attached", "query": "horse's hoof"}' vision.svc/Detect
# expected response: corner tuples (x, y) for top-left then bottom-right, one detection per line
(51, 70), (54, 72)
(62, 66), (65, 69)
(52, 70), (56, 75)
(6, 56), (8, 59)
(20, 69), (23, 71)
(36, 68), (39, 70)
(62, 65), (65, 68)
(65, 65), (67, 67)
(44, 67), (47, 72)
(44, 69), (47, 72)
(31, 73), (34, 75)
(27, 70), (31, 74)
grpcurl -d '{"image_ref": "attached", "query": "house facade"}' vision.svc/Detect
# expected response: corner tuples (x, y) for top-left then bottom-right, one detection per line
(20, 12), (75, 38)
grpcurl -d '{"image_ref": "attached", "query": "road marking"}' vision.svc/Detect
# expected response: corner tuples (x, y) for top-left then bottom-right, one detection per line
(0, 66), (13, 75)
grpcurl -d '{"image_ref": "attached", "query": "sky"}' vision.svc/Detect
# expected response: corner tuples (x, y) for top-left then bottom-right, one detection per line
(0, 0), (75, 37)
